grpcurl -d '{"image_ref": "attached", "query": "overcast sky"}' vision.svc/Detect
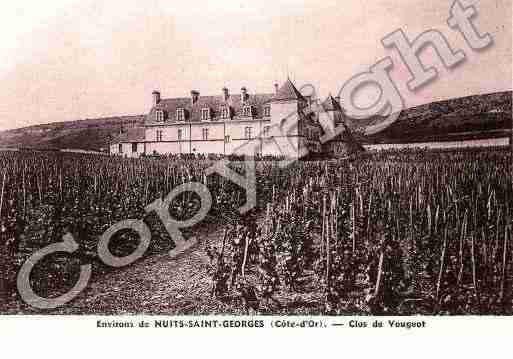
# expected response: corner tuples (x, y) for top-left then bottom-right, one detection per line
(0, 0), (510, 131)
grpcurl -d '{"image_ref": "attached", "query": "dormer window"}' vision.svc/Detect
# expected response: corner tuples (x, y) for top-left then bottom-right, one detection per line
(242, 105), (252, 117)
(201, 108), (211, 121)
(220, 106), (230, 119)
(176, 108), (185, 121)
(264, 106), (271, 118)
(155, 109), (164, 122)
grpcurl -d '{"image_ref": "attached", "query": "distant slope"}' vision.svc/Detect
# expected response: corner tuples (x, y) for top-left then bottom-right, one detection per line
(0, 115), (145, 151)
(358, 91), (511, 143)
(0, 91), (510, 151)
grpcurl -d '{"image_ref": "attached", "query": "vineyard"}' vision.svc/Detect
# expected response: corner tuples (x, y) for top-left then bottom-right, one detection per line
(0, 148), (512, 314)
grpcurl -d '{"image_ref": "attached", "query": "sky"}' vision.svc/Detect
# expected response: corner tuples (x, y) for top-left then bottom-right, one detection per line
(0, 0), (511, 131)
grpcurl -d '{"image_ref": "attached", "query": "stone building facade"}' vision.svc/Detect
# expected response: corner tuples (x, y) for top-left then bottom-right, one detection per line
(110, 78), (358, 158)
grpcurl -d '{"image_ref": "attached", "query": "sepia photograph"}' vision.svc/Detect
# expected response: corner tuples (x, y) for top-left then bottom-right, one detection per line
(0, 0), (511, 324)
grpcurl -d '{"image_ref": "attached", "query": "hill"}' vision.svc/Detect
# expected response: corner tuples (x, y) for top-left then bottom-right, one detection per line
(0, 115), (145, 151)
(357, 91), (511, 143)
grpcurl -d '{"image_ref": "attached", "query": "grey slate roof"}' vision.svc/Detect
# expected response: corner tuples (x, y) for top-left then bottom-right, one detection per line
(111, 127), (145, 143)
(146, 92), (274, 125)
(273, 78), (306, 102)
(322, 94), (343, 112)
(145, 79), (306, 125)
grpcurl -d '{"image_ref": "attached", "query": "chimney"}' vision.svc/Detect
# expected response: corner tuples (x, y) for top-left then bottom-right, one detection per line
(274, 83), (279, 94)
(222, 87), (229, 101)
(241, 87), (248, 102)
(191, 90), (199, 105)
(152, 91), (161, 106)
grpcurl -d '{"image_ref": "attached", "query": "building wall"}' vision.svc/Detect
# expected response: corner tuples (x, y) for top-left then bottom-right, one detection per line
(145, 125), (189, 142)
(261, 136), (300, 157)
(190, 122), (224, 141)
(110, 142), (145, 158)
(269, 100), (300, 136)
(112, 99), (313, 158)
(146, 141), (181, 155)
(189, 139), (225, 154)
(317, 110), (336, 137)
(225, 119), (264, 140)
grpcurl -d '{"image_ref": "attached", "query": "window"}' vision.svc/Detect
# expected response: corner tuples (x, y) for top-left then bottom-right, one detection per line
(202, 128), (209, 140)
(263, 126), (270, 137)
(244, 127), (252, 139)
(242, 106), (252, 117)
(118, 144), (123, 153)
(220, 106), (230, 119)
(201, 108), (210, 121)
(155, 110), (164, 122)
(177, 129), (183, 140)
(264, 106), (271, 117)
(156, 130), (163, 142)
(224, 135), (230, 143)
(132, 143), (138, 153)
(176, 108), (185, 121)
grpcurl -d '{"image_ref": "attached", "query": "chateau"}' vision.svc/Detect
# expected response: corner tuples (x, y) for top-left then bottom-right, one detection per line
(110, 78), (359, 158)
